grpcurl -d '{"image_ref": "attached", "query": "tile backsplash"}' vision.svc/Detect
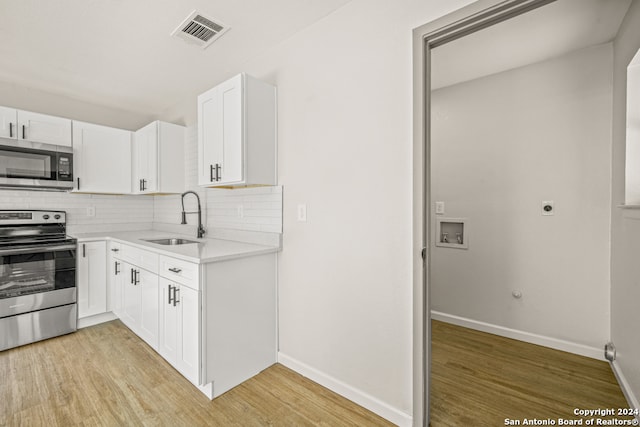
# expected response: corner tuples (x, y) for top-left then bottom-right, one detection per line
(0, 189), (154, 234)
(0, 125), (282, 237)
(153, 125), (283, 234)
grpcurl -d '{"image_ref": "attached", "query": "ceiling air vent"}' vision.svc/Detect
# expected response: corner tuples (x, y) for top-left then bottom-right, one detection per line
(171, 10), (230, 49)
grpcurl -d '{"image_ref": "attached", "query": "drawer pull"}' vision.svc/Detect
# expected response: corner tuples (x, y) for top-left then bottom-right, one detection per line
(168, 267), (182, 273)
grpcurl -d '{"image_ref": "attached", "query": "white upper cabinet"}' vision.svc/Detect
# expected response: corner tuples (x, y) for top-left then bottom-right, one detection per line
(0, 106), (72, 146)
(133, 121), (185, 194)
(18, 110), (72, 146)
(73, 121), (132, 194)
(198, 73), (276, 187)
(0, 106), (17, 139)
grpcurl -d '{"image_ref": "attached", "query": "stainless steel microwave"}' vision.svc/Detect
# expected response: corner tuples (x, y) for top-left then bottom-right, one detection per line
(0, 139), (73, 191)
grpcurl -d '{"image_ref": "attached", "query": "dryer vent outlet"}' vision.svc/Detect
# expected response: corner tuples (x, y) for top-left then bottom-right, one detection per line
(604, 342), (616, 362)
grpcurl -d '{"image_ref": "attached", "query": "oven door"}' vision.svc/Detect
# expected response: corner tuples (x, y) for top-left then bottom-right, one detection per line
(0, 243), (76, 318)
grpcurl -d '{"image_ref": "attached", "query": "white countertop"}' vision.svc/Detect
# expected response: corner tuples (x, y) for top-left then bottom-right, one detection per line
(72, 230), (280, 264)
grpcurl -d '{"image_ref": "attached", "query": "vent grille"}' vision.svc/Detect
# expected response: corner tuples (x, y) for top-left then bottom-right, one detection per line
(171, 10), (230, 48)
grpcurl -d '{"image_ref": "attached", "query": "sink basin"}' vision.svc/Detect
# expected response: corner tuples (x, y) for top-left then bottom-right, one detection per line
(143, 238), (199, 246)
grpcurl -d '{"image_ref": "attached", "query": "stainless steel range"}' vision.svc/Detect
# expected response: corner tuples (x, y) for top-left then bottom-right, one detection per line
(0, 210), (77, 351)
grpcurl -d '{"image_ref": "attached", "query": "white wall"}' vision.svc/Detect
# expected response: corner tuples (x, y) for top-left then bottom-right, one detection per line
(195, 0), (472, 422)
(0, 80), (153, 130)
(611, 0), (640, 410)
(430, 44), (613, 354)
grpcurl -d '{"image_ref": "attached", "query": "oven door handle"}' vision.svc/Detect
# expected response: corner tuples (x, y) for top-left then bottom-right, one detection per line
(0, 243), (77, 256)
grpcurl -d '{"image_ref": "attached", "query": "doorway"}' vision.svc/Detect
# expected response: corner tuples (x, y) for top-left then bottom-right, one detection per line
(412, 0), (631, 425)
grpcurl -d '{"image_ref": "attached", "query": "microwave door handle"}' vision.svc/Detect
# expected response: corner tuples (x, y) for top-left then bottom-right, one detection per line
(0, 243), (77, 256)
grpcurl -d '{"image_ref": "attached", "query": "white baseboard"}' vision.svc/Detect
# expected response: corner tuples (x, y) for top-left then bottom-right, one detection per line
(277, 352), (412, 427)
(610, 360), (640, 424)
(77, 312), (117, 329)
(431, 311), (604, 360)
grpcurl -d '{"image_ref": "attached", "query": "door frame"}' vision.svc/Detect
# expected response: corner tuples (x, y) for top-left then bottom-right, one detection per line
(411, 1), (555, 425)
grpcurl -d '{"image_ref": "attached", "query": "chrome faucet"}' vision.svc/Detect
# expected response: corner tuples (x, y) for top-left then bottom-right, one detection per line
(180, 191), (206, 238)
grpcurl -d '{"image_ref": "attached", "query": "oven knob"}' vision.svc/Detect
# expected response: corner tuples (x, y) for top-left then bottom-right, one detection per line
(54, 214), (61, 220)
(43, 214), (50, 220)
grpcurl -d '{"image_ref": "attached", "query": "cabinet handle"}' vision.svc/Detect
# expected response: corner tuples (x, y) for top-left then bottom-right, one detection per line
(135, 270), (140, 285)
(168, 284), (174, 305)
(114, 261), (120, 275)
(22, 125), (26, 139)
(215, 163), (221, 181)
(82, 243), (86, 258)
(111, 248), (119, 252)
(9, 123), (13, 138)
(142, 179), (147, 191)
(210, 164), (214, 182)
(173, 287), (180, 307)
(130, 268), (134, 284)
(77, 178), (80, 190)
(168, 267), (182, 274)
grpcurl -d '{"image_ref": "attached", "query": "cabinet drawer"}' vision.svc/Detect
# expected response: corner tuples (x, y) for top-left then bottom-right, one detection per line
(109, 241), (122, 257)
(121, 244), (158, 273)
(159, 255), (198, 289)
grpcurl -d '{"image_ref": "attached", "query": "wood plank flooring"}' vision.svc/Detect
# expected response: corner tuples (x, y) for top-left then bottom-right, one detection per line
(430, 320), (634, 427)
(2, 318), (633, 426)
(0, 320), (392, 427)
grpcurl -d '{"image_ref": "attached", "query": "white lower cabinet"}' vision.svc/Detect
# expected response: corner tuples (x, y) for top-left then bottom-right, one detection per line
(106, 240), (276, 399)
(119, 255), (159, 350)
(138, 268), (159, 349)
(108, 242), (123, 317)
(158, 277), (199, 384)
(77, 241), (107, 318)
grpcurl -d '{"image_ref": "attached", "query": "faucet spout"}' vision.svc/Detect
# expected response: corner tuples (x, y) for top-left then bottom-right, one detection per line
(180, 191), (206, 238)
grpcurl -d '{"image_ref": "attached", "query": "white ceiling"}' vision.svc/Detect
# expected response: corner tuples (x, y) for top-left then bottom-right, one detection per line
(0, 0), (352, 118)
(431, 0), (632, 90)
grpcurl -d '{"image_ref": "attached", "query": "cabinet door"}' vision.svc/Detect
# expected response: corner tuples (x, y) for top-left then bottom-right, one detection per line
(73, 121), (132, 193)
(110, 257), (124, 317)
(218, 75), (243, 184)
(121, 262), (141, 330)
(0, 106), (17, 139)
(159, 278), (179, 364)
(77, 241), (107, 318)
(138, 268), (159, 350)
(17, 110), (72, 146)
(133, 122), (158, 193)
(177, 284), (200, 384)
(158, 278), (200, 384)
(198, 74), (243, 186)
(197, 86), (222, 186)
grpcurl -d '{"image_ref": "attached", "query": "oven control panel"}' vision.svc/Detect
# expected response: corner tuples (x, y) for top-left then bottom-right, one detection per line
(0, 210), (66, 225)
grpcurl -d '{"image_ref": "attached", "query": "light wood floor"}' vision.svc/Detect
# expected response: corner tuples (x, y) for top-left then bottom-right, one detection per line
(0, 320), (393, 426)
(430, 320), (633, 426)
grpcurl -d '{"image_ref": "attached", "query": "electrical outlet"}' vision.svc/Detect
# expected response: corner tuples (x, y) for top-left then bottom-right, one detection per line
(435, 201), (445, 215)
(86, 206), (95, 217)
(297, 204), (307, 222)
(237, 205), (244, 218)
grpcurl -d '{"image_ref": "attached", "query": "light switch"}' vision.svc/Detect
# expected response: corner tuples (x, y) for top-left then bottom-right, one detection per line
(297, 204), (307, 222)
(435, 201), (445, 215)
(86, 206), (95, 217)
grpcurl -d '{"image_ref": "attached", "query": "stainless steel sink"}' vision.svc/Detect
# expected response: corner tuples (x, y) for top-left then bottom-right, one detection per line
(143, 238), (199, 246)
